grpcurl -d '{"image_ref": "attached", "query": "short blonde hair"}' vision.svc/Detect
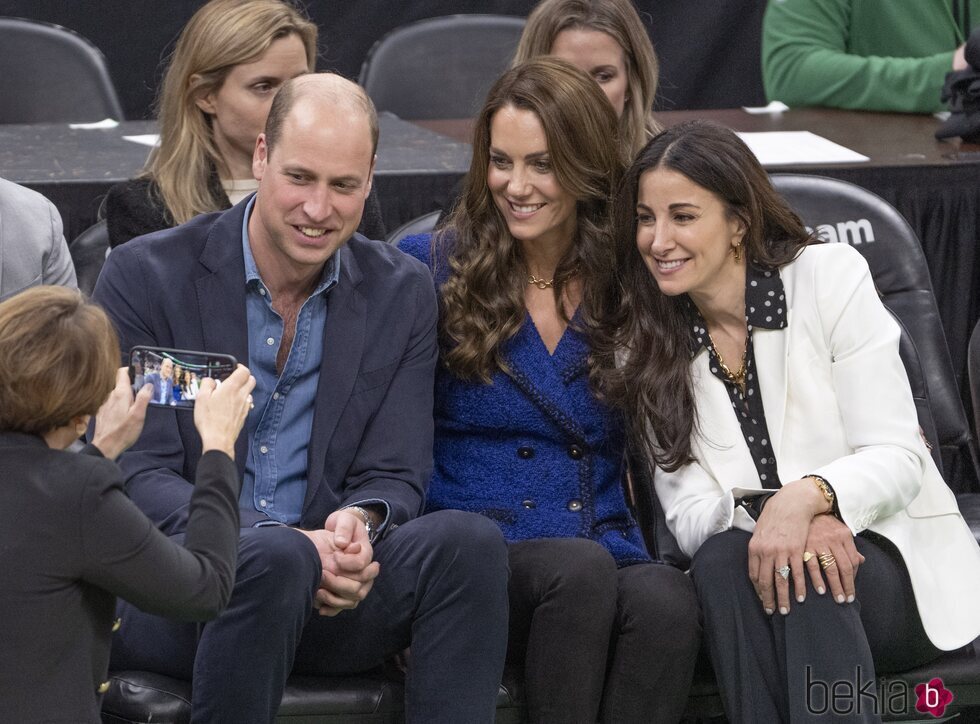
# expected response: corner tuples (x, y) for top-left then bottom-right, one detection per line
(0, 287), (118, 434)
(147, 0), (318, 224)
(514, 0), (660, 157)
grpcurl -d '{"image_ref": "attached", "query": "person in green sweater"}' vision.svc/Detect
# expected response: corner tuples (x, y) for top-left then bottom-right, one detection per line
(762, 0), (977, 113)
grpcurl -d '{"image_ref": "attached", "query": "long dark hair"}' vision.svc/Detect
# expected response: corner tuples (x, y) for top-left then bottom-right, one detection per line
(439, 57), (623, 382)
(593, 120), (813, 470)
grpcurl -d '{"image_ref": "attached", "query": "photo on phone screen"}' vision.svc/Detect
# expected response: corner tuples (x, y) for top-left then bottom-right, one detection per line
(129, 346), (237, 409)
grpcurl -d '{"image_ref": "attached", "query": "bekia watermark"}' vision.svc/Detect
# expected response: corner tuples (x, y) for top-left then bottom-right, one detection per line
(805, 667), (957, 719)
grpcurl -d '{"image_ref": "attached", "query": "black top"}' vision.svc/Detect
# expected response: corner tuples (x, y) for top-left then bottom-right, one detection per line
(104, 166), (387, 249)
(0, 433), (241, 722)
(687, 264), (790, 517)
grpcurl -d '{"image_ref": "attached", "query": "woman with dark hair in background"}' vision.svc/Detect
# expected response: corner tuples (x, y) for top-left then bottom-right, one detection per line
(400, 58), (699, 724)
(514, 0), (660, 158)
(104, 0), (385, 247)
(0, 286), (255, 722)
(595, 120), (980, 722)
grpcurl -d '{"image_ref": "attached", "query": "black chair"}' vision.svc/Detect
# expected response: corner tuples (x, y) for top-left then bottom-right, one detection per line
(102, 668), (526, 723)
(70, 219), (109, 296)
(358, 15), (525, 120)
(385, 210), (440, 246)
(0, 17), (124, 124)
(770, 174), (980, 495)
(962, 318), (980, 544)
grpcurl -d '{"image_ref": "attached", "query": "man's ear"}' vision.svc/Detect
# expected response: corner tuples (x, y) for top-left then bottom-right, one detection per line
(253, 134), (269, 181)
(364, 154), (377, 194)
(192, 75), (216, 114)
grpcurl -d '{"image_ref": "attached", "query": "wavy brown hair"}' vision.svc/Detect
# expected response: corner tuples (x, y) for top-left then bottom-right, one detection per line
(593, 120), (814, 471)
(439, 57), (623, 382)
(145, 0), (317, 225)
(513, 0), (661, 157)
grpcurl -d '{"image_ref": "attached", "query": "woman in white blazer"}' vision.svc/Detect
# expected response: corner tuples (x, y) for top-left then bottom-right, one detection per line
(595, 120), (980, 723)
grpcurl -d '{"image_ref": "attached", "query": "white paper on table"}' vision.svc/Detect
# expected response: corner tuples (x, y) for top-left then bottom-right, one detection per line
(69, 118), (119, 129)
(735, 131), (869, 165)
(122, 134), (160, 147)
(742, 101), (789, 114)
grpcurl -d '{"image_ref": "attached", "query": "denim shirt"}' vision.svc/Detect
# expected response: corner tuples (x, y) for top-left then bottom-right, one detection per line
(239, 196), (338, 525)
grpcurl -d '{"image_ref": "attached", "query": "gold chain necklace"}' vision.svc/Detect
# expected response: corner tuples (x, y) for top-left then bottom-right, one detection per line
(706, 329), (748, 392)
(527, 275), (554, 289)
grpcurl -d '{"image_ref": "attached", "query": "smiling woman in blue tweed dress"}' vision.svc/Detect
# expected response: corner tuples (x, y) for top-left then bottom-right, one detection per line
(399, 57), (699, 724)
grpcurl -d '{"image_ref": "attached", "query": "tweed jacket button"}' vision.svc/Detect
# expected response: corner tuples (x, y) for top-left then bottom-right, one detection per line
(97, 680), (111, 694)
(568, 444), (584, 460)
(517, 446), (534, 459)
(522, 499), (536, 509)
(567, 499), (583, 512)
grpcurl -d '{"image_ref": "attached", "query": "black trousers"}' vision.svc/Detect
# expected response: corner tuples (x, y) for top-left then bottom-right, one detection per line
(691, 529), (943, 724)
(109, 511), (510, 724)
(507, 538), (702, 724)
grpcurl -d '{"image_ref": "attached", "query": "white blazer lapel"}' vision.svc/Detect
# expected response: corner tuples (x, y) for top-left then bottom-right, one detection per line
(691, 350), (760, 492)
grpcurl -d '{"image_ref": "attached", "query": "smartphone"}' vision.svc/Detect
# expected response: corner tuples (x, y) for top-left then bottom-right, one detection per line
(129, 346), (237, 408)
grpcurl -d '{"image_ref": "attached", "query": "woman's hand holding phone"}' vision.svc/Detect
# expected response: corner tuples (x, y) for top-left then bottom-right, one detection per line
(91, 368), (152, 460)
(194, 365), (256, 460)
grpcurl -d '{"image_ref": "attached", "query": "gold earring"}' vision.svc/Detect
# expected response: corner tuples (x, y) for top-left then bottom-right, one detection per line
(732, 243), (743, 262)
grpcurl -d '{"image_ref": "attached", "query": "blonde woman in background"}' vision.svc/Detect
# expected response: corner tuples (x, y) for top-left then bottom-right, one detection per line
(105, 0), (385, 247)
(514, 0), (660, 158)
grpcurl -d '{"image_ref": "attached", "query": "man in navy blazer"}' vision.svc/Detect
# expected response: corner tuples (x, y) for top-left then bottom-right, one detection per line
(143, 357), (176, 406)
(94, 74), (508, 723)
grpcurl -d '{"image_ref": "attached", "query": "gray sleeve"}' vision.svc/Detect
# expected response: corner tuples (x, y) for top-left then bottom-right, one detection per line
(40, 196), (77, 289)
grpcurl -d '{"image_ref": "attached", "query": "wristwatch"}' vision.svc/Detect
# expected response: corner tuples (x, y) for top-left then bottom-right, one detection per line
(346, 506), (378, 543)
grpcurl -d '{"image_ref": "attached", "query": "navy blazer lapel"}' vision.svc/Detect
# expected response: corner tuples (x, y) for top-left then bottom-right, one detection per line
(503, 316), (587, 442)
(304, 244), (365, 510)
(195, 202), (250, 470)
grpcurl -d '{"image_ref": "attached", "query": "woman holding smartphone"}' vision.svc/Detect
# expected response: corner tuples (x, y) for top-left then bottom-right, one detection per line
(0, 286), (255, 722)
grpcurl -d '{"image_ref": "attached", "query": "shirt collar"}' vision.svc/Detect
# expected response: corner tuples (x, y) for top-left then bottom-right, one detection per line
(241, 194), (340, 297)
(744, 263), (787, 331)
(686, 263), (787, 354)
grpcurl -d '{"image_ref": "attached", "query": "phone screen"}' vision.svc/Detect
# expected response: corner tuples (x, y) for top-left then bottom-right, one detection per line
(130, 346), (237, 408)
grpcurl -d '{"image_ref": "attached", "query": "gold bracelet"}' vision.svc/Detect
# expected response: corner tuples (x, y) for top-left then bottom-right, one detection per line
(806, 474), (835, 509)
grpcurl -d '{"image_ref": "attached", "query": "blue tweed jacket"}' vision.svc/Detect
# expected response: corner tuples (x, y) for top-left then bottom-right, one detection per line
(399, 233), (649, 565)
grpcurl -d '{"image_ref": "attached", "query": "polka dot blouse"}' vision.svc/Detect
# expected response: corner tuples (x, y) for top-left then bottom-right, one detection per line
(686, 264), (788, 491)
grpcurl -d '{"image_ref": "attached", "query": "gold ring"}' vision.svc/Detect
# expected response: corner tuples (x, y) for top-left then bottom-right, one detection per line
(803, 551), (814, 563)
(818, 552), (837, 570)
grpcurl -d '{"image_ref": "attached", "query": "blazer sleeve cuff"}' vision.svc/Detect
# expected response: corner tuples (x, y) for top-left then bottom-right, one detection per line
(342, 498), (392, 540)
